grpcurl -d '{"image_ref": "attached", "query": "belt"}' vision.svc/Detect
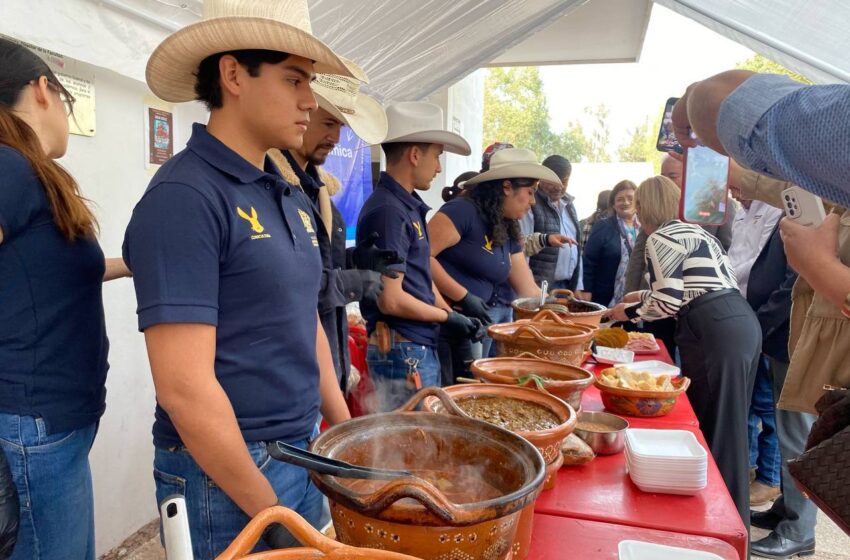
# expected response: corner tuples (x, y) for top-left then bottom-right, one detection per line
(678, 288), (738, 316)
(368, 331), (414, 346)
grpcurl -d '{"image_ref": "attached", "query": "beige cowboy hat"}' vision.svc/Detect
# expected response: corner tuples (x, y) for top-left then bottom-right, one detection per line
(382, 102), (471, 156)
(463, 148), (561, 186)
(146, 0), (366, 103)
(313, 58), (387, 145)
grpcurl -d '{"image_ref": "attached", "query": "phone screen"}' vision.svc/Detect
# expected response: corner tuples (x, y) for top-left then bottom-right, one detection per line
(656, 97), (681, 153)
(681, 145), (730, 226)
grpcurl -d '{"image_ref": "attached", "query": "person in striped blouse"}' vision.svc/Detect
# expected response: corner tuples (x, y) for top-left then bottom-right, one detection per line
(606, 175), (761, 535)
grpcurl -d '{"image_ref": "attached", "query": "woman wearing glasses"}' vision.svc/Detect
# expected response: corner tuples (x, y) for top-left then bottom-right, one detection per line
(0, 39), (129, 560)
(428, 149), (556, 380)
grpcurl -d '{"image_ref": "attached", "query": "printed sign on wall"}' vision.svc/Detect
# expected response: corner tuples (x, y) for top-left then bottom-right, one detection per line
(322, 127), (374, 242)
(145, 107), (174, 167)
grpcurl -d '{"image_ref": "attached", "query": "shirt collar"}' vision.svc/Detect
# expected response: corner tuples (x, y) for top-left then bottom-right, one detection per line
(378, 172), (431, 213)
(187, 123), (279, 185)
(282, 149), (324, 196)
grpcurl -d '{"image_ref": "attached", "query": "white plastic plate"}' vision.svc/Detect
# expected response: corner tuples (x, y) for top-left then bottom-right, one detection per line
(616, 360), (681, 378)
(619, 540), (723, 559)
(625, 429), (707, 460)
(593, 346), (635, 365)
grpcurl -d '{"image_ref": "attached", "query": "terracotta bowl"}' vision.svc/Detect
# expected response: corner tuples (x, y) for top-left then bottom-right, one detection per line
(310, 388), (545, 560)
(488, 310), (597, 366)
(595, 376), (691, 417)
(470, 354), (594, 410)
(512, 289), (607, 328)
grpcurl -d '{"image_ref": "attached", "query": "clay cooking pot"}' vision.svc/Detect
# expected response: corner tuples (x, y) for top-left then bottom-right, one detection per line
(512, 289), (607, 328)
(488, 310), (596, 366)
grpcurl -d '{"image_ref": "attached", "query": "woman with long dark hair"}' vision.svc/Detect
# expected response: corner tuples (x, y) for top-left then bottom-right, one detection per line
(0, 39), (128, 559)
(429, 149), (556, 370)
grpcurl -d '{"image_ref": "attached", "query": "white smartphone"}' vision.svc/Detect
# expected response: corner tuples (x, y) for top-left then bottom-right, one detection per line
(781, 186), (825, 227)
(160, 495), (194, 560)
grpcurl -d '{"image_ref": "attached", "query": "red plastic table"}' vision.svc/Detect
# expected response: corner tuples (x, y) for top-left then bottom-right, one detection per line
(527, 513), (740, 559)
(532, 341), (748, 559)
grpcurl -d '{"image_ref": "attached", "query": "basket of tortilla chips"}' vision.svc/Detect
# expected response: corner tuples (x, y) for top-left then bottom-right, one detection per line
(594, 367), (690, 417)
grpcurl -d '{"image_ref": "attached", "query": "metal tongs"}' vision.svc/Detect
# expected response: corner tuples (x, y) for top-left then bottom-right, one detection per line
(267, 441), (414, 481)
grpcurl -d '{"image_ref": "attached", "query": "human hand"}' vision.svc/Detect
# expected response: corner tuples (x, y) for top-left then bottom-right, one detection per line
(547, 234), (576, 248)
(573, 290), (592, 301)
(443, 311), (486, 341)
(457, 292), (492, 324)
(350, 232), (404, 278)
(602, 303), (629, 323)
(779, 213), (840, 280)
(671, 85), (699, 150)
(622, 291), (641, 304)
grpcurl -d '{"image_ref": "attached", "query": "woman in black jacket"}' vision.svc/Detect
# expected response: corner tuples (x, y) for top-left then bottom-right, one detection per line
(582, 180), (639, 306)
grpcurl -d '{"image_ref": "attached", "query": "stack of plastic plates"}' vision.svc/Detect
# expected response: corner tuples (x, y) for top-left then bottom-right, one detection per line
(618, 540), (723, 559)
(625, 429), (707, 495)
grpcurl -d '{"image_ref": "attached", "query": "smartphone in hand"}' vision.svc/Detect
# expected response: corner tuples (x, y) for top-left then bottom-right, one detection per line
(680, 145), (730, 227)
(782, 186), (826, 227)
(656, 97), (681, 153)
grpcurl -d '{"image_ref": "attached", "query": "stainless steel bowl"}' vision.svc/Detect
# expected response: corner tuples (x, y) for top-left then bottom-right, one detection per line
(574, 411), (629, 455)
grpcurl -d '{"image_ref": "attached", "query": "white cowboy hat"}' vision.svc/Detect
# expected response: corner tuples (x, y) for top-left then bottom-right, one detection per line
(463, 148), (561, 185)
(313, 58), (387, 145)
(382, 102), (471, 156)
(146, 0), (366, 103)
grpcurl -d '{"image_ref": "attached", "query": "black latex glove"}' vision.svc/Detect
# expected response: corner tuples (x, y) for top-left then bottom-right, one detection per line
(339, 269), (383, 305)
(348, 232), (404, 278)
(457, 292), (492, 324)
(443, 311), (486, 342)
(262, 521), (299, 550)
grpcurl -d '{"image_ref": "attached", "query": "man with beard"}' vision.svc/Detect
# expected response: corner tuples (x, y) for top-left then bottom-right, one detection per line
(269, 62), (392, 391)
(356, 102), (483, 411)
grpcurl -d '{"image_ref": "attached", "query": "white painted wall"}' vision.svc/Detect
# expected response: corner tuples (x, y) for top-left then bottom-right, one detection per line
(56, 65), (208, 555)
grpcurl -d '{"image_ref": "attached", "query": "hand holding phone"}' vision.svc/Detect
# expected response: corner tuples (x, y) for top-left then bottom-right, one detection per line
(656, 97), (682, 154)
(782, 186), (825, 227)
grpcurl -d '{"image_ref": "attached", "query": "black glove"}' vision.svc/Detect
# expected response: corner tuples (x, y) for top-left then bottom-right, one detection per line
(262, 521), (299, 550)
(339, 269), (383, 305)
(443, 311), (486, 342)
(457, 292), (492, 324)
(348, 232), (404, 278)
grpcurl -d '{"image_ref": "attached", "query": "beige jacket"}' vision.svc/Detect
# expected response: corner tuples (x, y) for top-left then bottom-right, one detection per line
(738, 170), (850, 413)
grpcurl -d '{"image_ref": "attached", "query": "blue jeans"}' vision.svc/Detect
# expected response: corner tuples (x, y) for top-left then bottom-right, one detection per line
(0, 414), (96, 560)
(366, 341), (440, 412)
(748, 356), (781, 487)
(480, 304), (514, 358)
(154, 438), (323, 560)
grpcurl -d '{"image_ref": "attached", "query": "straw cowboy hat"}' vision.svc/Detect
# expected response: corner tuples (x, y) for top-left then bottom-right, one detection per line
(382, 102), (471, 156)
(313, 58), (387, 145)
(463, 148), (561, 185)
(146, 0), (366, 103)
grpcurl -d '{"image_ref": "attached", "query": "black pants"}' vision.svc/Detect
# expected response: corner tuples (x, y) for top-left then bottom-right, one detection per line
(644, 317), (677, 359)
(437, 328), (474, 387)
(675, 290), (760, 533)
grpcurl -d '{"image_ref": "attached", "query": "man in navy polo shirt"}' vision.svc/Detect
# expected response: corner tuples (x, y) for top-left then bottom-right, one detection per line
(357, 102), (483, 412)
(122, 2), (363, 557)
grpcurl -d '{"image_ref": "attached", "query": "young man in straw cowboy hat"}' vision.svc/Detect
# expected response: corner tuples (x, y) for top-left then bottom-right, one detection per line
(356, 102), (485, 412)
(268, 61), (395, 392)
(123, 1), (362, 556)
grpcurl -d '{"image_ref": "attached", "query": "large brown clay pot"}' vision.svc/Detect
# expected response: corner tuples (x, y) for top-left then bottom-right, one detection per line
(215, 505), (422, 559)
(470, 353), (594, 410)
(512, 289), (607, 328)
(423, 384), (577, 560)
(309, 388), (545, 560)
(488, 310), (596, 366)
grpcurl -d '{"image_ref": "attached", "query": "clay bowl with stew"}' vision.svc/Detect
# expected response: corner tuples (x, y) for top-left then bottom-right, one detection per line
(512, 289), (607, 328)
(573, 411), (629, 456)
(595, 376), (691, 417)
(470, 353), (594, 410)
(309, 387), (545, 560)
(488, 310), (596, 366)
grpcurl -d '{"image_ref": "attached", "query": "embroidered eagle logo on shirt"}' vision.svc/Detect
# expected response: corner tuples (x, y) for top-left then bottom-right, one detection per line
(412, 221), (424, 239)
(298, 209), (316, 233)
(483, 235), (494, 254)
(237, 206), (271, 239)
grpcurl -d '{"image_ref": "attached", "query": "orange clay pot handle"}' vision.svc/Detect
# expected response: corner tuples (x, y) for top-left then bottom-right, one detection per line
(341, 477), (475, 526)
(396, 386), (467, 418)
(514, 351), (544, 360)
(530, 309), (574, 326)
(215, 506), (421, 560)
(550, 289), (573, 302)
(508, 323), (551, 344)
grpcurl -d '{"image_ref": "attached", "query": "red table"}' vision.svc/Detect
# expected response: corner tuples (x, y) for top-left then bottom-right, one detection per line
(527, 513), (739, 559)
(531, 341), (748, 559)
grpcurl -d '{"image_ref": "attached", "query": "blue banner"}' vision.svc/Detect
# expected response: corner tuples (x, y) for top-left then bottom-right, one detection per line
(323, 128), (373, 242)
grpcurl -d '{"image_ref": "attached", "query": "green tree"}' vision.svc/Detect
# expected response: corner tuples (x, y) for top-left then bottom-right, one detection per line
(616, 111), (665, 172)
(483, 67), (586, 161)
(736, 54), (812, 84)
(583, 104), (612, 163)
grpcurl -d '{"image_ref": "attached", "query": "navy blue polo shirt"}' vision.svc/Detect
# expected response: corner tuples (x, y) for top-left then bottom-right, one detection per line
(0, 147), (108, 434)
(436, 197), (522, 304)
(123, 124), (322, 447)
(356, 172), (437, 346)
